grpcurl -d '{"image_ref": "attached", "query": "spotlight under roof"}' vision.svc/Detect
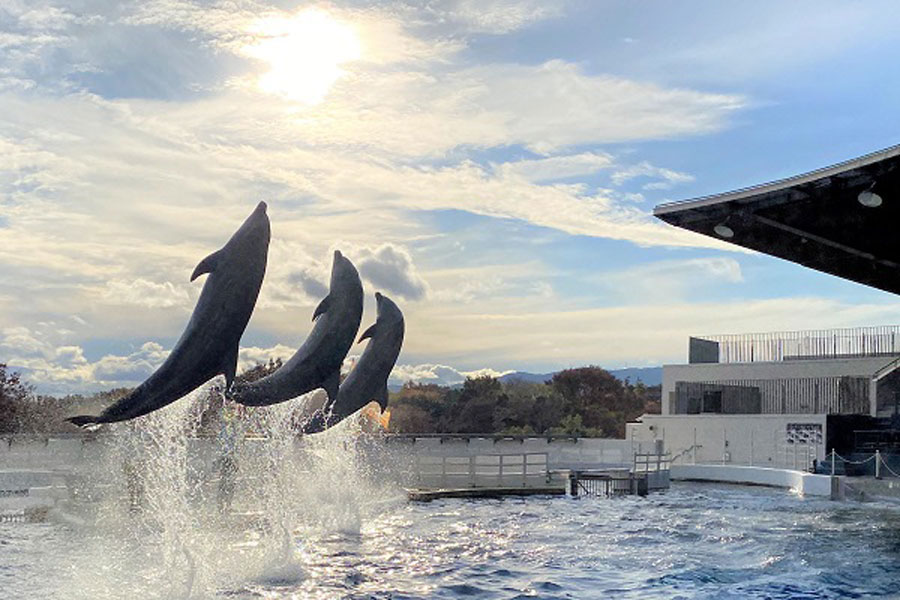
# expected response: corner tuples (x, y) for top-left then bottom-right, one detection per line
(858, 190), (883, 208)
(713, 223), (734, 238)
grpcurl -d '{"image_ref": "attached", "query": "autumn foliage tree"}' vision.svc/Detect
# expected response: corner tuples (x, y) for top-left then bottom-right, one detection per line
(0, 364), (36, 433)
(388, 366), (660, 437)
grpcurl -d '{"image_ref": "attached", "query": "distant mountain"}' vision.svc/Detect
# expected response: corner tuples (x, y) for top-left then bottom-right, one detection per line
(497, 371), (555, 384)
(388, 365), (663, 392)
(499, 366), (662, 387)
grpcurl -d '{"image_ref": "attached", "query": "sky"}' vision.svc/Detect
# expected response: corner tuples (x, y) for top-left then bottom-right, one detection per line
(2, 0), (900, 395)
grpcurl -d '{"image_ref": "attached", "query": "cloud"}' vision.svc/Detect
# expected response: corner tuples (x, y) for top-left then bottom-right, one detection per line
(399, 297), (900, 372)
(96, 278), (191, 308)
(611, 161), (695, 190)
(0, 0), (762, 396)
(595, 257), (745, 304)
(92, 342), (169, 381)
(495, 152), (614, 182)
(389, 363), (514, 387)
(352, 243), (429, 301)
(434, 0), (565, 34)
(287, 269), (328, 300)
(237, 343), (296, 374)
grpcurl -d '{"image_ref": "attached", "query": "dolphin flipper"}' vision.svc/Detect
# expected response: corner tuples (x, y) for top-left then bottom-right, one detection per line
(190, 249), (224, 282)
(323, 369), (341, 400)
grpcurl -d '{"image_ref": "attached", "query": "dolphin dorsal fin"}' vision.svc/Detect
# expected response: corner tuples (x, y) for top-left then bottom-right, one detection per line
(312, 294), (331, 321)
(358, 322), (378, 343)
(191, 249), (224, 282)
(323, 368), (341, 400)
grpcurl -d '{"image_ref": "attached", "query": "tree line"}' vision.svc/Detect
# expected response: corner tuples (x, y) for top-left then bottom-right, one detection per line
(0, 363), (660, 438)
(387, 367), (660, 437)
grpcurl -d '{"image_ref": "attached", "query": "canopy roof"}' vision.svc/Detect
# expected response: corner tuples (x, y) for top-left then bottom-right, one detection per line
(654, 145), (900, 295)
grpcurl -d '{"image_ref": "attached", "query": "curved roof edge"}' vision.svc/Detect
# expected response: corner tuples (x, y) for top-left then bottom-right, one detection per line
(654, 143), (900, 216)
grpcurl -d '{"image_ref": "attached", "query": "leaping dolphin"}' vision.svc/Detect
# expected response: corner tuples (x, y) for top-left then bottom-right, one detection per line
(67, 202), (271, 425)
(230, 250), (363, 406)
(302, 292), (404, 433)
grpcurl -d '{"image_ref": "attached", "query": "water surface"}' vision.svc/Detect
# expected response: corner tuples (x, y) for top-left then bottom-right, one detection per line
(4, 482), (900, 599)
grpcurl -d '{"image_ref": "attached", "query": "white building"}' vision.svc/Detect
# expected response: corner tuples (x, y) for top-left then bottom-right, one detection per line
(628, 326), (900, 467)
(628, 145), (900, 468)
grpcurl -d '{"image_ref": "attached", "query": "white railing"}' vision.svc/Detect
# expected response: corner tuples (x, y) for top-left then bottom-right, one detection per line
(413, 452), (549, 489)
(632, 452), (671, 474)
(669, 442), (819, 472)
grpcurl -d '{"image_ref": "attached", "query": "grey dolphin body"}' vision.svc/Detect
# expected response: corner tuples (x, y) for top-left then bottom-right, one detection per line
(68, 202), (271, 425)
(302, 292), (404, 433)
(230, 250), (363, 406)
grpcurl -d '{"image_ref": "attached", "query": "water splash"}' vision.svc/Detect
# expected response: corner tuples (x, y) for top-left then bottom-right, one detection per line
(51, 381), (402, 599)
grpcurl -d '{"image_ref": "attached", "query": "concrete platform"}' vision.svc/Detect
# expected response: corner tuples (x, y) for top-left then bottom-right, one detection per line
(407, 487), (566, 501)
(671, 464), (837, 498)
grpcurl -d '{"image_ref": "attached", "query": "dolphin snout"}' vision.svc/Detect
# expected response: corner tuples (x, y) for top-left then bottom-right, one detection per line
(334, 249), (343, 260)
(255, 201), (268, 213)
(375, 292), (383, 301)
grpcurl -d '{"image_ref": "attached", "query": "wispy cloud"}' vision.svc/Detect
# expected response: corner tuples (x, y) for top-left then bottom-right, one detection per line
(0, 0), (774, 395)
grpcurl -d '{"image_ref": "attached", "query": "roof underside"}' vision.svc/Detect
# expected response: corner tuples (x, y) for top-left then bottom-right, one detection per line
(654, 145), (900, 295)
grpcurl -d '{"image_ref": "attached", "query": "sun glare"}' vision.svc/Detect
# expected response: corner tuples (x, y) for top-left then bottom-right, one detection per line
(245, 8), (361, 104)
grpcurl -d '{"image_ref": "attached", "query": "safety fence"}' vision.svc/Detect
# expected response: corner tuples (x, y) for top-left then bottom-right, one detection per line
(822, 449), (900, 478)
(694, 324), (900, 364)
(670, 442), (820, 472)
(412, 452), (550, 489)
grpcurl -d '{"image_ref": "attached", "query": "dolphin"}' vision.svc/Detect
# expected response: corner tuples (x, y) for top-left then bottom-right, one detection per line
(302, 292), (404, 433)
(230, 250), (363, 406)
(67, 202), (271, 425)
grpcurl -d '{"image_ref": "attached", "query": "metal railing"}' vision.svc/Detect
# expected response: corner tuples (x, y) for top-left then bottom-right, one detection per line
(824, 449), (900, 478)
(668, 442), (819, 472)
(413, 452), (550, 489)
(633, 452), (671, 474)
(695, 324), (900, 364)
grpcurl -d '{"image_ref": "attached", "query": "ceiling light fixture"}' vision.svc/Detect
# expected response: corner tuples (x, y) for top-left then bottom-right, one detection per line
(713, 223), (734, 238)
(858, 182), (883, 208)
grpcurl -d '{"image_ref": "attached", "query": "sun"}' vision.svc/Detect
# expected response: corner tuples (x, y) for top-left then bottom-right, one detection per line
(244, 8), (361, 104)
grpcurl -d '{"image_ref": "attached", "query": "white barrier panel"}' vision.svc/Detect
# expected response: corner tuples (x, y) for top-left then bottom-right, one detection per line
(671, 464), (835, 497)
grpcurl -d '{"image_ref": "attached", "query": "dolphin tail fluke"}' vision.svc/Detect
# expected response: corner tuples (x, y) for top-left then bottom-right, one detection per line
(67, 415), (100, 427)
(323, 369), (341, 400)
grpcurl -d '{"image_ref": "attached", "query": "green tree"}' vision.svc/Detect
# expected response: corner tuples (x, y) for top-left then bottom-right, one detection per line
(445, 376), (504, 433)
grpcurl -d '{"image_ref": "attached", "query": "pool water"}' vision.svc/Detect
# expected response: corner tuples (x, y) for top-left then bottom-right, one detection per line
(4, 482), (900, 599)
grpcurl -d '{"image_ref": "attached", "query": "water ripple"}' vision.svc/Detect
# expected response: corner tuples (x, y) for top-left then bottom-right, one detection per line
(5, 482), (900, 599)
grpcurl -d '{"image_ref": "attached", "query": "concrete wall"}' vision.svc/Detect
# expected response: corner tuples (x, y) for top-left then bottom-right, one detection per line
(383, 436), (658, 470)
(626, 413), (827, 466)
(670, 464), (835, 497)
(662, 355), (896, 416)
(1, 434), (658, 503)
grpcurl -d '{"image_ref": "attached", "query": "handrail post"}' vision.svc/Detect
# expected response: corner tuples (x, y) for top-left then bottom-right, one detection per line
(831, 448), (835, 476)
(750, 429), (754, 466)
(876, 450), (882, 479)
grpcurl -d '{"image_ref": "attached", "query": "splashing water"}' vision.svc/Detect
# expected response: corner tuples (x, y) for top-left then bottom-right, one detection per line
(47, 380), (404, 599)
